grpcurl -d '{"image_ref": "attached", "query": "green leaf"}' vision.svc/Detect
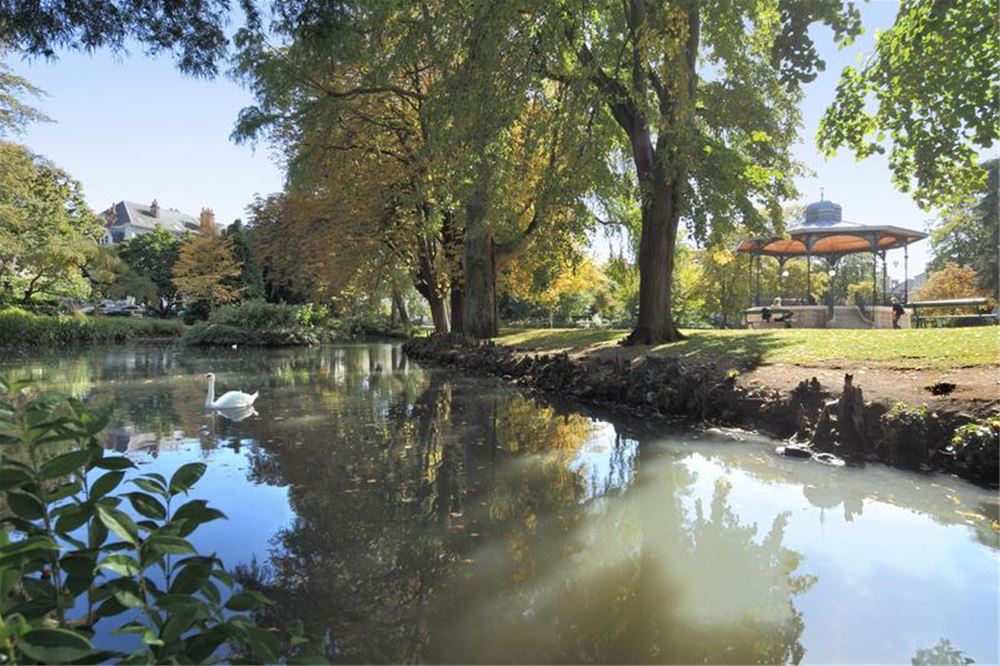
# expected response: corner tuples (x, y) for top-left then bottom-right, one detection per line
(168, 462), (207, 496)
(172, 499), (227, 536)
(96, 505), (140, 545)
(0, 535), (59, 567)
(17, 628), (95, 664)
(54, 504), (93, 534)
(47, 480), (82, 503)
(40, 448), (95, 480)
(98, 554), (141, 577)
(131, 477), (168, 499)
(141, 534), (195, 563)
(225, 590), (271, 612)
(8, 491), (44, 520)
(123, 492), (167, 520)
(0, 467), (33, 491)
(90, 470), (125, 500)
(93, 456), (136, 471)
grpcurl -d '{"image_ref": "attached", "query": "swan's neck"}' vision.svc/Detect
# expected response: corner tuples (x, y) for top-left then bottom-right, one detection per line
(205, 377), (215, 408)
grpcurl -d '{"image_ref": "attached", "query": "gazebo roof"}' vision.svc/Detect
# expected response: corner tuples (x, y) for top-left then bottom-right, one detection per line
(736, 199), (928, 258)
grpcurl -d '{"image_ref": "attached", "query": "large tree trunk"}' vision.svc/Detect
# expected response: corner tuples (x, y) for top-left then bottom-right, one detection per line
(391, 288), (410, 332)
(461, 232), (498, 339)
(625, 179), (684, 345)
(441, 209), (465, 335)
(412, 235), (450, 333)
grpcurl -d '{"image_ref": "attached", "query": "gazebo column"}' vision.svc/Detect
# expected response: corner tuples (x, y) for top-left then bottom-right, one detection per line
(880, 250), (888, 307)
(804, 235), (815, 304)
(755, 254), (762, 306)
(747, 250), (754, 308)
(903, 242), (910, 303)
(777, 256), (788, 300)
(869, 234), (879, 316)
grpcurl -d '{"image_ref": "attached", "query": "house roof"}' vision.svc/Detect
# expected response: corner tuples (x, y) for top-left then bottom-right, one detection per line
(105, 201), (201, 236)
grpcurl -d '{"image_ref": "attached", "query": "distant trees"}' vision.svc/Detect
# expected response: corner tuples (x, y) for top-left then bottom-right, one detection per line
(0, 141), (104, 307)
(928, 159), (999, 298)
(172, 235), (245, 312)
(916, 263), (995, 305)
(117, 227), (184, 317)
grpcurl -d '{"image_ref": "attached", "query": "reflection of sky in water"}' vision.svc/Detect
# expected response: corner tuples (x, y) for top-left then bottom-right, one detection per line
(2, 343), (996, 664)
(675, 450), (999, 664)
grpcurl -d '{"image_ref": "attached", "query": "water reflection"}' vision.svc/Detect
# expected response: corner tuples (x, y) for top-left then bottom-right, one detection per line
(1, 344), (996, 664)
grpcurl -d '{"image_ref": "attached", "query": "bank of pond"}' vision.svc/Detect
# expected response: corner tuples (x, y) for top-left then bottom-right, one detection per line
(0, 302), (401, 349)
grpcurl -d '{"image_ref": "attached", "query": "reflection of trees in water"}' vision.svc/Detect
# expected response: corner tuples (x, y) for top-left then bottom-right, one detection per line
(236, 377), (813, 664)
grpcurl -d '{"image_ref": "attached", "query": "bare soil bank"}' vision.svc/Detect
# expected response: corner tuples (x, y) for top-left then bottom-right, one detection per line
(403, 335), (999, 487)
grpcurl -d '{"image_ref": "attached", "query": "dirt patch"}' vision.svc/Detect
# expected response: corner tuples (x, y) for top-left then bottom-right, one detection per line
(737, 364), (998, 417)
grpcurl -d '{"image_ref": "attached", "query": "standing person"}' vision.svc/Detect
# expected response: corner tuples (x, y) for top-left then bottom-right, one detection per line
(891, 297), (905, 329)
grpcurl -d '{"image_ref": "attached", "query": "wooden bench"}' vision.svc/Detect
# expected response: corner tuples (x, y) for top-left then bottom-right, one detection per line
(907, 298), (997, 328)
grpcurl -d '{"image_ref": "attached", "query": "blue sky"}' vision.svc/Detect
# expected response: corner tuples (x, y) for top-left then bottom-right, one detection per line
(9, 1), (934, 279)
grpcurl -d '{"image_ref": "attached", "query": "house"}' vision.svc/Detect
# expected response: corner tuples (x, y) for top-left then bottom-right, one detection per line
(99, 199), (216, 245)
(889, 272), (927, 300)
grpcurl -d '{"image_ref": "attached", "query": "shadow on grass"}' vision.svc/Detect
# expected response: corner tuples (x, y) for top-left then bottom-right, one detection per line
(651, 331), (801, 371)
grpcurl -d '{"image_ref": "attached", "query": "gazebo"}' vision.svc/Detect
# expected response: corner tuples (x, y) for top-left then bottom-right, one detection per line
(736, 196), (927, 328)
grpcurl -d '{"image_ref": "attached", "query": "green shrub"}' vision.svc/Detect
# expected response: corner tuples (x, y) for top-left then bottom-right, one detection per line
(0, 378), (325, 663)
(0, 309), (185, 348)
(183, 302), (330, 346)
(946, 415), (1000, 485)
(880, 402), (938, 464)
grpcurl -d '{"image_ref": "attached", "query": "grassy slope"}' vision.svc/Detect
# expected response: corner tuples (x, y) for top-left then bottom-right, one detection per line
(495, 327), (999, 370)
(0, 309), (186, 347)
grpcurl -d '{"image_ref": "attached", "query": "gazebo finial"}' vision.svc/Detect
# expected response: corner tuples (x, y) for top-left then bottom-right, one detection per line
(820, 187), (825, 201)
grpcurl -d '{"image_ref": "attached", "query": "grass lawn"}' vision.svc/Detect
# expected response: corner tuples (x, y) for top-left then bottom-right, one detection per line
(495, 326), (999, 370)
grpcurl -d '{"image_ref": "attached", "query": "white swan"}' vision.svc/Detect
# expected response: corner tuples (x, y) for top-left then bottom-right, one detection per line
(204, 372), (258, 409)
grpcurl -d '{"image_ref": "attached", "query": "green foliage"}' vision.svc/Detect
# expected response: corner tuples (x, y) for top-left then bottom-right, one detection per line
(0, 378), (327, 663)
(946, 415), (999, 485)
(0, 60), (50, 136)
(0, 142), (104, 309)
(183, 301), (331, 346)
(220, 220), (266, 301)
(0, 309), (185, 348)
(818, 0), (998, 208)
(117, 228), (184, 318)
(0, 1), (230, 77)
(881, 402), (938, 464)
(928, 159), (999, 297)
(911, 638), (976, 666)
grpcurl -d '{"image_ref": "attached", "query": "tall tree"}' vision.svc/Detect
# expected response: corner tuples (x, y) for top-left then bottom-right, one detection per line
(118, 227), (185, 317)
(532, 0), (861, 343)
(819, 0), (998, 209)
(0, 141), (103, 306)
(172, 235), (245, 311)
(927, 159), (999, 297)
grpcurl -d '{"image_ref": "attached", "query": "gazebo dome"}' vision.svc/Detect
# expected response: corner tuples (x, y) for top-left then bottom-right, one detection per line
(802, 199), (842, 226)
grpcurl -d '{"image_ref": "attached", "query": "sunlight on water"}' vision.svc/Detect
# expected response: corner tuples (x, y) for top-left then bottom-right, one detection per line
(2, 343), (996, 664)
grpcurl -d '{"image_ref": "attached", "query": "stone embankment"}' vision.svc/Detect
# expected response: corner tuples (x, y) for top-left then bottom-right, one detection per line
(403, 334), (998, 487)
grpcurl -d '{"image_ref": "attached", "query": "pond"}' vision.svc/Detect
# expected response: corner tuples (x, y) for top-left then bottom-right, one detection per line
(1, 343), (996, 664)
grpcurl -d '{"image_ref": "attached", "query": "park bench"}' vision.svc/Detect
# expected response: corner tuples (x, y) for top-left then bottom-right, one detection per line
(907, 297), (997, 328)
(745, 307), (796, 329)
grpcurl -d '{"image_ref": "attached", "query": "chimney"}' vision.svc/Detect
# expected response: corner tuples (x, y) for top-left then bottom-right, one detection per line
(199, 207), (216, 234)
(150, 199), (160, 218)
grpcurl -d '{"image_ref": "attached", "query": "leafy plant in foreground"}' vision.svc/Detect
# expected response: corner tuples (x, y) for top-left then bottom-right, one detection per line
(0, 377), (325, 663)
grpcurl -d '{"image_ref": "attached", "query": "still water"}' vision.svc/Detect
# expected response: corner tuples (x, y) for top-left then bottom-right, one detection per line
(1, 343), (997, 664)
